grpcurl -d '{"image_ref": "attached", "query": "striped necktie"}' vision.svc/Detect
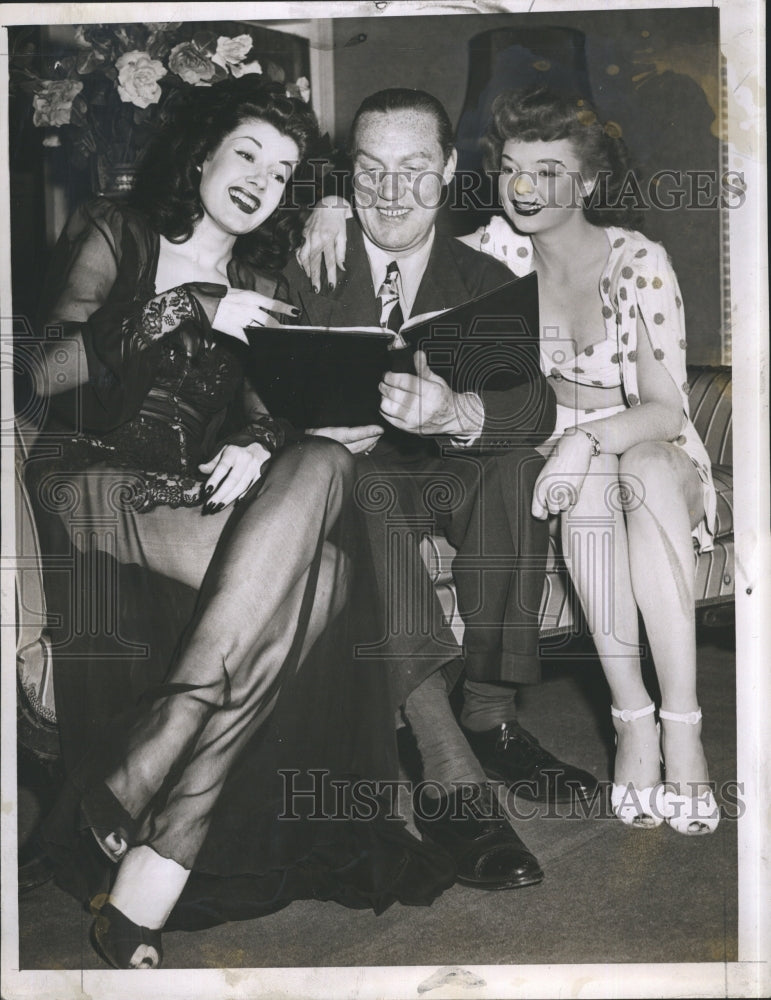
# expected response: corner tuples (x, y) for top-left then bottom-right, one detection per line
(378, 261), (405, 335)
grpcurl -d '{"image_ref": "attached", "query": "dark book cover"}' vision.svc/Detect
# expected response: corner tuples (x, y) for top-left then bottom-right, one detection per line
(245, 272), (538, 428)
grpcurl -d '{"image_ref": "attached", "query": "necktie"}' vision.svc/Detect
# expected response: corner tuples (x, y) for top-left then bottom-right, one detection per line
(378, 261), (405, 339)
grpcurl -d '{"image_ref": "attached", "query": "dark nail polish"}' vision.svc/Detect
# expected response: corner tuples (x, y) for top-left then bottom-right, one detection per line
(204, 485), (214, 498)
(202, 502), (212, 514)
(233, 498), (240, 509)
(312, 284), (319, 294)
(328, 282), (335, 292)
(215, 502), (225, 513)
(290, 307), (301, 317)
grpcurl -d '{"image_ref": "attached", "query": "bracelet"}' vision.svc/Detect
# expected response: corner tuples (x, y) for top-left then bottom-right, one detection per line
(576, 426), (601, 457)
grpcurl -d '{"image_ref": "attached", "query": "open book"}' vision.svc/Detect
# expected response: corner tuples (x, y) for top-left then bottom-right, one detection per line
(245, 272), (538, 428)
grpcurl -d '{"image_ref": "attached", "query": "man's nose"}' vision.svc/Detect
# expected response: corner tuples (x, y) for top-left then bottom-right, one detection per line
(379, 170), (407, 202)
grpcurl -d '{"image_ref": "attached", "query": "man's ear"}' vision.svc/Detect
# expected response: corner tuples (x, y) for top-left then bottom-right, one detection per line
(442, 148), (458, 187)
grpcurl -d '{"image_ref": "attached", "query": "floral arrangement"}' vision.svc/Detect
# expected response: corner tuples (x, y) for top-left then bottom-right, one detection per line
(11, 22), (311, 178)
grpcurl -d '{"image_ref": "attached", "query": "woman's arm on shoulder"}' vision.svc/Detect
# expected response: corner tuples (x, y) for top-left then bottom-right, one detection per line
(297, 196), (352, 292)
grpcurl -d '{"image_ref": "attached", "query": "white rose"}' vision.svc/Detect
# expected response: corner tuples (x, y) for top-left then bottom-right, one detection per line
(231, 59), (263, 79)
(115, 50), (166, 109)
(32, 80), (84, 127)
(296, 76), (311, 103)
(212, 34), (253, 68)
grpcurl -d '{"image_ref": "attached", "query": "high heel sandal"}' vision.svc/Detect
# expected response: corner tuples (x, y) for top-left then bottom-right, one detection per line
(610, 703), (664, 829)
(90, 896), (163, 970)
(658, 708), (720, 836)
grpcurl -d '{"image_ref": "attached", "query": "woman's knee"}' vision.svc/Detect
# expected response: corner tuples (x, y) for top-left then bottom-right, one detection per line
(294, 437), (355, 508)
(618, 442), (683, 510)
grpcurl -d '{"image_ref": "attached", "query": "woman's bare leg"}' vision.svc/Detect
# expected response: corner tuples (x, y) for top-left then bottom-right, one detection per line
(560, 451), (659, 792)
(619, 441), (709, 795)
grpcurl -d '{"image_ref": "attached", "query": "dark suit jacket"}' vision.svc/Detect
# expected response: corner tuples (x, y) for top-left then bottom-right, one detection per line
(282, 220), (556, 451)
(282, 220), (552, 689)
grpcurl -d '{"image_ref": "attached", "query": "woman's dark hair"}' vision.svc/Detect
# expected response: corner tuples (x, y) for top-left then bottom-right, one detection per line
(131, 76), (321, 271)
(481, 86), (641, 228)
(348, 88), (455, 163)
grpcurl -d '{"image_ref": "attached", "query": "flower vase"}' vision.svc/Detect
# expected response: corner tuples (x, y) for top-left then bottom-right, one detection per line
(94, 156), (138, 198)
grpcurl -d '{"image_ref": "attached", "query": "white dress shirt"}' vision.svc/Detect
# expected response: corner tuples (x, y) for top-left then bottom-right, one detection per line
(361, 229), (483, 446)
(361, 229), (436, 320)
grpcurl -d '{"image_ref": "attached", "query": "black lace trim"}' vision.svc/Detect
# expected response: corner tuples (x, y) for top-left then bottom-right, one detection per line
(126, 471), (204, 513)
(122, 286), (200, 355)
(243, 415), (288, 454)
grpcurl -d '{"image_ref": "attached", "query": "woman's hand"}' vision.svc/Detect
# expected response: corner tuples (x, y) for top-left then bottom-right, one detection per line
(198, 442), (271, 510)
(213, 289), (299, 343)
(296, 196), (350, 292)
(531, 429), (595, 519)
(307, 425), (384, 454)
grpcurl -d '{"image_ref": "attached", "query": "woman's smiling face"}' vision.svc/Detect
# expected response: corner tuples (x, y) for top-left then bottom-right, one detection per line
(198, 118), (300, 237)
(498, 137), (592, 234)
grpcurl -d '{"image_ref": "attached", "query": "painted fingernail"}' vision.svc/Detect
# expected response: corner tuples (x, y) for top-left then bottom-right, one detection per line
(204, 485), (214, 498)
(290, 307), (301, 317)
(312, 284), (319, 294)
(328, 282), (335, 292)
(202, 502), (213, 514)
(215, 502), (225, 513)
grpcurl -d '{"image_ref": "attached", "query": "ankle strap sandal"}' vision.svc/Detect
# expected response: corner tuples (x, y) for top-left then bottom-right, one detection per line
(610, 703), (664, 829)
(658, 708), (720, 836)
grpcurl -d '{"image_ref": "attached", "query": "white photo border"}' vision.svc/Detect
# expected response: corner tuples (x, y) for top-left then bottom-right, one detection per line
(1, 2), (767, 998)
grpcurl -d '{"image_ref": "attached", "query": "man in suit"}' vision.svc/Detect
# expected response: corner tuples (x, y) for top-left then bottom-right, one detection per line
(282, 88), (598, 889)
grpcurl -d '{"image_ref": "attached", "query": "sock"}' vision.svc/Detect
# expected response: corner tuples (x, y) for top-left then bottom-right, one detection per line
(403, 668), (487, 797)
(460, 679), (518, 732)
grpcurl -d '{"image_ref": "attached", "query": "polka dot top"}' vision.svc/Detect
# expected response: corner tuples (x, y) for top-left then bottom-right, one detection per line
(544, 334), (622, 388)
(458, 216), (716, 552)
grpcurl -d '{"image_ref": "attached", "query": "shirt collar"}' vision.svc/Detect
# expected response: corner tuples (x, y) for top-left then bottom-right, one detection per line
(362, 228), (436, 319)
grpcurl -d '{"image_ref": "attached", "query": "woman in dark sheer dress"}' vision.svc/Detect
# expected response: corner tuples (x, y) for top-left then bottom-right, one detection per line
(31, 77), (452, 970)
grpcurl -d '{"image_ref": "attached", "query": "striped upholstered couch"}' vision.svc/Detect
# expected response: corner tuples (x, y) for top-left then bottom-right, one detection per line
(15, 366), (733, 756)
(422, 365), (735, 640)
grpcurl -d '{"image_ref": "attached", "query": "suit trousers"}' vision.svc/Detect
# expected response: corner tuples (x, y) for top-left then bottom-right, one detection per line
(351, 437), (549, 704)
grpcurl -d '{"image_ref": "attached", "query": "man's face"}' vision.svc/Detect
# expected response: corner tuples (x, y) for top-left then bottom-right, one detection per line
(351, 108), (457, 257)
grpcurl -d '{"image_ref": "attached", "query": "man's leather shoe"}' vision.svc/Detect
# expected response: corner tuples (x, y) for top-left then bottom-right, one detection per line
(413, 782), (543, 890)
(464, 720), (599, 805)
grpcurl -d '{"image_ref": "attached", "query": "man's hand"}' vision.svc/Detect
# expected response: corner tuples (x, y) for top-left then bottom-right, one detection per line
(378, 350), (484, 438)
(307, 424), (384, 454)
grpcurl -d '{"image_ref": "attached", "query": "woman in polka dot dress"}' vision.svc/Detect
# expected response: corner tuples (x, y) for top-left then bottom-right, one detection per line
(461, 87), (719, 835)
(302, 85), (719, 836)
